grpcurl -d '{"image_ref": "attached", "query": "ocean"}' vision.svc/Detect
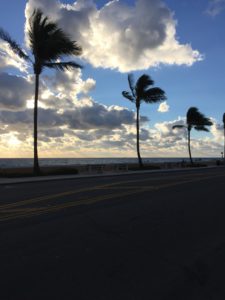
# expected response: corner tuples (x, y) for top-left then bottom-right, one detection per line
(0, 157), (216, 169)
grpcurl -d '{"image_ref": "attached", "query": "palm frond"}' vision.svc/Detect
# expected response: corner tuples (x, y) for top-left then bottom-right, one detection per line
(0, 28), (29, 60)
(122, 91), (135, 102)
(142, 87), (166, 103)
(203, 118), (213, 126)
(187, 107), (212, 127)
(135, 74), (154, 98)
(44, 61), (82, 71)
(194, 125), (210, 132)
(29, 9), (82, 62)
(186, 107), (199, 124)
(172, 125), (186, 129)
(128, 73), (136, 97)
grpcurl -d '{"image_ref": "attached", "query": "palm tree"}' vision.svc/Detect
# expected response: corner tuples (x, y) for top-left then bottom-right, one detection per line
(173, 107), (213, 165)
(122, 74), (166, 168)
(223, 113), (225, 165)
(0, 9), (82, 175)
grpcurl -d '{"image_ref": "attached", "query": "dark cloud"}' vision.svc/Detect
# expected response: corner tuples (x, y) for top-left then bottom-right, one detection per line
(0, 110), (33, 125)
(0, 73), (32, 110)
(63, 101), (148, 130)
(0, 108), (63, 128)
(40, 128), (65, 138)
(0, 99), (149, 138)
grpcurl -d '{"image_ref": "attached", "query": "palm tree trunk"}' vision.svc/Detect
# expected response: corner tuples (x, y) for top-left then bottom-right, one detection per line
(188, 129), (193, 165)
(136, 106), (143, 168)
(224, 126), (225, 166)
(33, 73), (40, 175)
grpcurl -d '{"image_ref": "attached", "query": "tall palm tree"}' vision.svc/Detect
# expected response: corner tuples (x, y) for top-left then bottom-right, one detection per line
(173, 107), (213, 165)
(223, 113), (225, 165)
(122, 74), (166, 168)
(0, 9), (82, 175)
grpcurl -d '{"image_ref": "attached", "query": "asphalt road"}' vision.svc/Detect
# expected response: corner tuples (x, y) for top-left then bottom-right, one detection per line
(0, 167), (225, 300)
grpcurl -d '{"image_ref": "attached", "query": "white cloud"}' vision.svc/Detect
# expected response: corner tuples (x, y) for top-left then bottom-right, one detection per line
(0, 40), (28, 72)
(158, 101), (169, 113)
(40, 68), (96, 109)
(25, 0), (202, 72)
(154, 117), (185, 135)
(210, 120), (223, 141)
(205, 0), (225, 17)
(145, 117), (222, 157)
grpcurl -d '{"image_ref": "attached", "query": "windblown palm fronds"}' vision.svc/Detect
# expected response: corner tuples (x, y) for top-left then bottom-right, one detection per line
(122, 73), (166, 168)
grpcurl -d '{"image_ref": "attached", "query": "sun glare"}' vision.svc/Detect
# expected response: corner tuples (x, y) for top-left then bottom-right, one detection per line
(7, 135), (21, 147)
(26, 99), (33, 109)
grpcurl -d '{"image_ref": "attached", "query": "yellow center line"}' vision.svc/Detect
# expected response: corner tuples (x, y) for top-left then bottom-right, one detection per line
(0, 180), (134, 210)
(0, 189), (143, 222)
(1, 171), (224, 211)
(0, 179), (162, 210)
(1, 172), (225, 222)
(1, 207), (48, 213)
(1, 171), (222, 210)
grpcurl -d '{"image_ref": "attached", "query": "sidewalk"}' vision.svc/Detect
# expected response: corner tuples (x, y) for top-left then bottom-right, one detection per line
(0, 165), (220, 186)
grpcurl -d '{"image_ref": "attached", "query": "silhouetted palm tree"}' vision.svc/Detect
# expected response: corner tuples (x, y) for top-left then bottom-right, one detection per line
(122, 74), (166, 168)
(223, 113), (225, 165)
(173, 107), (213, 165)
(0, 9), (82, 175)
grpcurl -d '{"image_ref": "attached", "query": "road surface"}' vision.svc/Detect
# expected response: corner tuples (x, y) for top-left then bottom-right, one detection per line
(0, 167), (225, 299)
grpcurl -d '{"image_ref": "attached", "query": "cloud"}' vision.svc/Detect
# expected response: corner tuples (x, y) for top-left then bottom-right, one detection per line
(205, 0), (225, 16)
(0, 54), (151, 151)
(144, 117), (222, 157)
(0, 97), (147, 132)
(25, 0), (202, 72)
(210, 120), (223, 141)
(0, 73), (33, 110)
(0, 107), (223, 157)
(63, 97), (149, 130)
(0, 40), (28, 72)
(0, 95), (150, 155)
(158, 101), (169, 113)
(41, 69), (96, 106)
(153, 117), (186, 139)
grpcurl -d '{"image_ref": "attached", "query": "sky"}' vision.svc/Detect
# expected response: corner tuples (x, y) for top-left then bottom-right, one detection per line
(0, 0), (224, 158)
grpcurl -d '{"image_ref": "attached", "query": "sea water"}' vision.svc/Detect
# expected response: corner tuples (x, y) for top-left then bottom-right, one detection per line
(0, 157), (216, 169)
